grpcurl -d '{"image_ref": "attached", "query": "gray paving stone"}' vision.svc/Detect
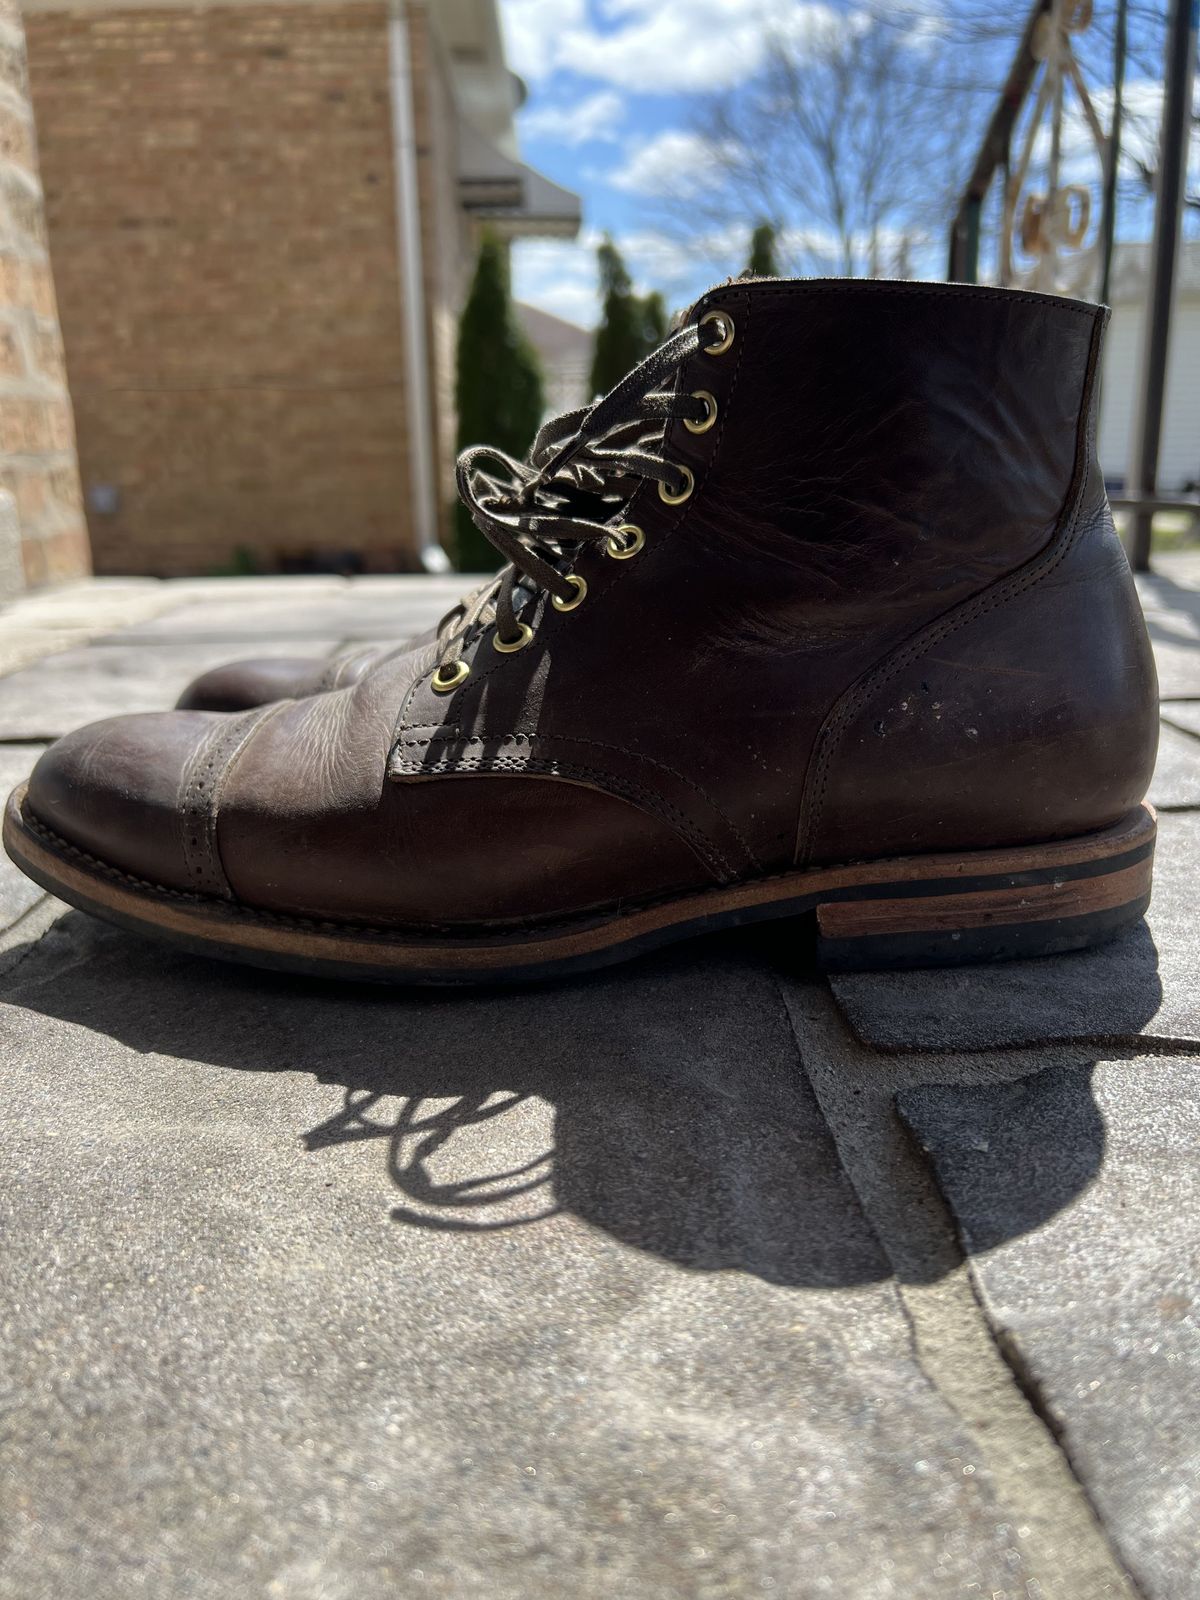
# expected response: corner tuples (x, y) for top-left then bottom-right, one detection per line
(0, 640), (341, 738)
(0, 919), (1038, 1600)
(898, 1058), (1200, 1600)
(145, 576), (348, 599)
(1161, 700), (1200, 737)
(118, 581), (467, 644)
(1135, 563), (1200, 696)
(1136, 552), (1200, 597)
(827, 810), (1199, 1053)
(1147, 632), (1200, 698)
(0, 744), (49, 928)
(1148, 721), (1200, 808)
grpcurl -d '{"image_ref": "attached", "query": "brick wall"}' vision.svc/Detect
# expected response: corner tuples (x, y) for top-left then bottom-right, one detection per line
(0, 0), (87, 591)
(25, 1), (420, 576)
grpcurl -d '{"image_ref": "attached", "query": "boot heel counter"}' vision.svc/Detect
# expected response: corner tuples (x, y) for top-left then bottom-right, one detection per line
(801, 503), (1160, 865)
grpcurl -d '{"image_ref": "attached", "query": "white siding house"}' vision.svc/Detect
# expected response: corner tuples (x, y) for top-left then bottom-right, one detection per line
(1097, 242), (1200, 492)
(515, 302), (592, 418)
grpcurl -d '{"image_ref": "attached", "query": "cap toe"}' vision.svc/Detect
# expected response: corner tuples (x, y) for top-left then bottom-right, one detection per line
(27, 711), (230, 893)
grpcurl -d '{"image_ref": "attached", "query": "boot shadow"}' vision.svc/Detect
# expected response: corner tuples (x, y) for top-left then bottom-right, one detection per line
(0, 909), (1146, 1287)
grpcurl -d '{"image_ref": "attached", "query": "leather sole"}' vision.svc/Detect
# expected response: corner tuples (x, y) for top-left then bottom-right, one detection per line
(4, 783), (1155, 986)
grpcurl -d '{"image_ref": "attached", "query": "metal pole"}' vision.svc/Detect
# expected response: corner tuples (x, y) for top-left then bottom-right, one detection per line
(388, 0), (448, 572)
(1096, 0), (1127, 306)
(1128, 0), (1198, 572)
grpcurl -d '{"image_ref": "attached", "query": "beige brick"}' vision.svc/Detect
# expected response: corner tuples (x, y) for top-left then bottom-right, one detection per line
(21, 518), (92, 587)
(0, 9), (87, 589)
(0, 104), (35, 172)
(0, 35), (28, 101)
(0, 316), (24, 377)
(26, 1), (431, 576)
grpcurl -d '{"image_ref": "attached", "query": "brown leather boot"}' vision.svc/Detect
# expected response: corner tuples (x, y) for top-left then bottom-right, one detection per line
(5, 279), (1158, 982)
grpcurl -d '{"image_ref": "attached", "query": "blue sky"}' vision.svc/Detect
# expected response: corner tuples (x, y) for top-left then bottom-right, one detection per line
(497, 0), (1190, 328)
(500, 0), (827, 324)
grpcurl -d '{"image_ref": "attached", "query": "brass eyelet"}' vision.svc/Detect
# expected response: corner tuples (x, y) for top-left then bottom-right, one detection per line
(684, 390), (717, 434)
(605, 523), (645, 560)
(659, 465), (694, 506)
(431, 659), (470, 693)
(699, 308), (735, 355)
(492, 621), (533, 654)
(551, 574), (587, 612)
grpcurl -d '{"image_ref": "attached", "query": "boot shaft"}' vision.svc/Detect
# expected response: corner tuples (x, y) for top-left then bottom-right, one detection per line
(676, 279), (1104, 639)
(393, 278), (1153, 876)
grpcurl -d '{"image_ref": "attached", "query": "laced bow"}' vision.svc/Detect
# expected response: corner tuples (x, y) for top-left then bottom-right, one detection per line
(434, 316), (722, 674)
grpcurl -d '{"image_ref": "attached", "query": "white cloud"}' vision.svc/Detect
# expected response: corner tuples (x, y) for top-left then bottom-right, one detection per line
(608, 130), (741, 196)
(500, 0), (854, 95)
(511, 230), (607, 327)
(1025, 78), (1200, 199)
(498, 0), (587, 83)
(511, 224), (739, 328)
(519, 89), (626, 146)
(618, 225), (744, 287)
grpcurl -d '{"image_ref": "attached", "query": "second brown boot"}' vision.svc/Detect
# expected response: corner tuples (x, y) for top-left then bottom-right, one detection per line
(5, 279), (1158, 982)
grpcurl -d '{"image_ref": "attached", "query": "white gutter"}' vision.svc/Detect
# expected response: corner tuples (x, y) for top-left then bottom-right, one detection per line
(387, 0), (448, 571)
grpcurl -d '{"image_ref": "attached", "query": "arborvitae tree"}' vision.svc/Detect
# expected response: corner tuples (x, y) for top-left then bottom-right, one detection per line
(642, 291), (669, 348)
(589, 238), (666, 397)
(745, 221), (781, 278)
(454, 230), (544, 570)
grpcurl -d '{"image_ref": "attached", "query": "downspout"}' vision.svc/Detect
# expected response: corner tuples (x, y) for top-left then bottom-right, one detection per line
(387, 0), (448, 571)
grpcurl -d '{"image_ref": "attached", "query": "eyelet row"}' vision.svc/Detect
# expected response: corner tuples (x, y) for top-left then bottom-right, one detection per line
(660, 306), (733, 502)
(433, 309), (735, 694)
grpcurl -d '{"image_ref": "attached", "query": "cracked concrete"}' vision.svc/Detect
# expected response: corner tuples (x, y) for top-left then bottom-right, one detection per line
(1, 558), (1198, 1598)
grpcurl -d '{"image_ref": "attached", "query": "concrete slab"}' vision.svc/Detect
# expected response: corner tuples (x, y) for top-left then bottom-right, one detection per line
(142, 577), (350, 599)
(1137, 568), (1200, 697)
(1161, 700), (1200, 736)
(0, 581), (190, 674)
(0, 744), (49, 929)
(0, 920), (1043, 1600)
(0, 640), (342, 738)
(827, 810), (1199, 1053)
(1147, 721), (1200, 809)
(1136, 553), (1200, 597)
(899, 1057), (1200, 1600)
(118, 582), (467, 644)
(1147, 633), (1200, 698)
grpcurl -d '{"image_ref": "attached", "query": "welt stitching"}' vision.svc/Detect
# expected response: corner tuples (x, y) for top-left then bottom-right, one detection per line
(796, 306), (1104, 863)
(19, 805), (746, 941)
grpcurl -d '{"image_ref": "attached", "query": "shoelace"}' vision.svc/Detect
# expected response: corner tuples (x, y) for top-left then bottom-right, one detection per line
(432, 316), (723, 680)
